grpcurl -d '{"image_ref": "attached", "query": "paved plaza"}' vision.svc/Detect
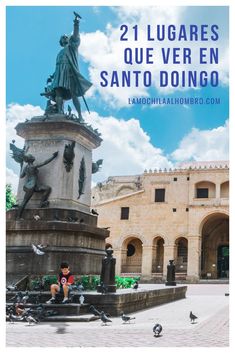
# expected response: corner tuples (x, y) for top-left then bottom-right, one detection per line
(6, 284), (229, 347)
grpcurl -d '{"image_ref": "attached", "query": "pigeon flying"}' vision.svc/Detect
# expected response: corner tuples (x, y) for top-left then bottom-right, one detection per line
(31, 244), (45, 255)
(153, 323), (163, 337)
(190, 311), (198, 323)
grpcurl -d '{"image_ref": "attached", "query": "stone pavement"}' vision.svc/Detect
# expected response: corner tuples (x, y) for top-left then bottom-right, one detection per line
(6, 284), (229, 347)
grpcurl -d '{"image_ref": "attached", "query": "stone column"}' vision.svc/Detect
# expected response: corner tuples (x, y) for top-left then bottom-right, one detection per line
(141, 245), (153, 281)
(163, 244), (176, 278)
(114, 248), (123, 276)
(186, 235), (201, 282)
(215, 183), (220, 199)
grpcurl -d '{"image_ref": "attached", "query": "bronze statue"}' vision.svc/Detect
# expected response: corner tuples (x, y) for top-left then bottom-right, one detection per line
(97, 248), (116, 293)
(92, 159), (103, 174)
(17, 152), (58, 218)
(48, 12), (92, 119)
(165, 259), (176, 286)
(63, 141), (75, 172)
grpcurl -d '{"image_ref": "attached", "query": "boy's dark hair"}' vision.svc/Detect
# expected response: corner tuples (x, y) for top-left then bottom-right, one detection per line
(60, 262), (69, 269)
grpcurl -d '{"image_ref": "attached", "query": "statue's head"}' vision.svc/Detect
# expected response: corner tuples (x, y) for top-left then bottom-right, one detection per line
(24, 154), (35, 163)
(59, 35), (69, 47)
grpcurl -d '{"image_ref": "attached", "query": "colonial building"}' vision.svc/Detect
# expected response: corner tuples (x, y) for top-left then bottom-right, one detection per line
(92, 161), (229, 282)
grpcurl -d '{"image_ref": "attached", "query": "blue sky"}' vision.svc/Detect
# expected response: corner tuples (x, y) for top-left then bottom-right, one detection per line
(6, 6), (229, 189)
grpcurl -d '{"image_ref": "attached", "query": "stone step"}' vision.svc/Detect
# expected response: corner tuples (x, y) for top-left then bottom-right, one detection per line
(6, 302), (90, 316)
(6, 291), (88, 305)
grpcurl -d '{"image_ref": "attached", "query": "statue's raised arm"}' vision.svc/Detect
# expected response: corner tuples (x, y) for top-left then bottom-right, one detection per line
(72, 13), (80, 39)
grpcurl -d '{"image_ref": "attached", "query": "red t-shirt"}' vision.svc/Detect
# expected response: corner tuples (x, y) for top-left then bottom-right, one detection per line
(58, 271), (74, 286)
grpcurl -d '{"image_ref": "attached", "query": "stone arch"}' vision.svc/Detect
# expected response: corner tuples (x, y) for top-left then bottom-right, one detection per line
(152, 236), (164, 274)
(200, 212), (229, 279)
(115, 233), (147, 248)
(116, 186), (135, 197)
(220, 181), (229, 198)
(195, 181), (216, 198)
(175, 237), (188, 273)
(121, 236), (143, 274)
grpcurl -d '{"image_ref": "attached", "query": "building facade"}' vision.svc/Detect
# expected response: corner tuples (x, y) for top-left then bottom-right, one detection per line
(92, 161), (229, 282)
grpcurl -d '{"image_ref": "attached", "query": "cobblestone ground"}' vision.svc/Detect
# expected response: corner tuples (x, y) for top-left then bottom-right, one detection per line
(6, 284), (229, 347)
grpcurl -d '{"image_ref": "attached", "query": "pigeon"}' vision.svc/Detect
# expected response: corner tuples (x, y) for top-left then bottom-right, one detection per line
(121, 312), (135, 324)
(100, 282), (108, 294)
(10, 291), (23, 304)
(22, 291), (30, 304)
(100, 311), (112, 325)
(89, 305), (101, 317)
(133, 281), (139, 290)
(25, 314), (39, 325)
(73, 11), (82, 19)
(8, 310), (24, 323)
(31, 244), (45, 255)
(91, 209), (99, 216)
(190, 311), (198, 323)
(33, 215), (40, 221)
(102, 227), (110, 230)
(79, 295), (85, 305)
(7, 283), (18, 291)
(153, 323), (163, 337)
(79, 219), (85, 224)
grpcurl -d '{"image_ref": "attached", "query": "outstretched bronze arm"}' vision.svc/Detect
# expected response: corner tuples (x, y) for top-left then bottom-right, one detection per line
(73, 16), (79, 38)
(36, 151), (58, 168)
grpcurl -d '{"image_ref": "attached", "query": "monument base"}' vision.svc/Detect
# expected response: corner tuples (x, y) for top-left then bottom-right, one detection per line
(6, 208), (109, 278)
(165, 281), (176, 286)
(96, 284), (116, 293)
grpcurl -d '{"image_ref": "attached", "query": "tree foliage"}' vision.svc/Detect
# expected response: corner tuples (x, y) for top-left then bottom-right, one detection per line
(6, 184), (16, 210)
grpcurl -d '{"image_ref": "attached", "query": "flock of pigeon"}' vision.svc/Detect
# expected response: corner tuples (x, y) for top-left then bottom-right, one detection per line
(6, 280), (198, 336)
(89, 304), (198, 337)
(6, 291), (58, 325)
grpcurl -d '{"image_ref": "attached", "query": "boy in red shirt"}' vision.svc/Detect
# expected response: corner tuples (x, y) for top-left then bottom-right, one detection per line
(46, 262), (74, 304)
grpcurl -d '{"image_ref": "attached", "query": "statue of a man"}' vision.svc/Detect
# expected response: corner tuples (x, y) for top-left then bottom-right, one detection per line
(50, 14), (92, 119)
(17, 152), (58, 218)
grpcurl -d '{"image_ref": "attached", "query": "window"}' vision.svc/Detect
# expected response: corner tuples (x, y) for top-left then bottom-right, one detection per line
(187, 177), (190, 181)
(186, 208), (189, 212)
(196, 188), (209, 198)
(173, 177), (177, 181)
(155, 188), (165, 202)
(120, 207), (129, 220)
(173, 208), (177, 212)
(127, 244), (135, 257)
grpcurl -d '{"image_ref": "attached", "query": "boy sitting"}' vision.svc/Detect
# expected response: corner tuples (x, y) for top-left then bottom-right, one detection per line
(46, 261), (74, 304)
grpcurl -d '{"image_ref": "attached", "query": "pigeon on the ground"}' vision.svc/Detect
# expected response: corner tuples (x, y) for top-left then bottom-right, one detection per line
(153, 323), (163, 337)
(25, 314), (39, 325)
(121, 312), (135, 324)
(100, 311), (112, 325)
(89, 305), (101, 316)
(190, 311), (198, 323)
(31, 244), (45, 255)
(133, 281), (139, 290)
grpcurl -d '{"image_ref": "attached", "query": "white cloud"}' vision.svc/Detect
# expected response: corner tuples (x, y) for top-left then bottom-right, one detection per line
(6, 104), (228, 188)
(84, 111), (173, 182)
(171, 120), (229, 162)
(6, 103), (44, 179)
(80, 7), (229, 107)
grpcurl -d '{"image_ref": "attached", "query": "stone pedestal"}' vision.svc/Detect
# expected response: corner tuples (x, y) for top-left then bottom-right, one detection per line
(15, 115), (102, 213)
(6, 115), (109, 278)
